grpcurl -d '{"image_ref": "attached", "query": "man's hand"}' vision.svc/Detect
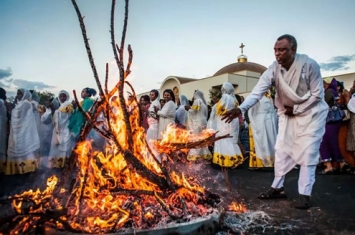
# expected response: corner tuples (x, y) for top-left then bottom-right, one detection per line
(284, 106), (295, 116)
(221, 108), (242, 123)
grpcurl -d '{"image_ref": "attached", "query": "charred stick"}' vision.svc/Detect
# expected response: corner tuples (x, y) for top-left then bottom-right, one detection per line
(110, 189), (157, 196)
(122, 150), (169, 189)
(124, 80), (143, 131)
(29, 213), (81, 233)
(105, 63), (109, 94)
(125, 44), (133, 78)
(160, 167), (188, 213)
(154, 192), (180, 220)
(71, 0), (104, 99)
(110, 0), (133, 149)
(160, 134), (231, 153)
(76, 151), (92, 223)
(124, 80), (162, 166)
(119, 0), (129, 63)
(72, 91), (113, 141)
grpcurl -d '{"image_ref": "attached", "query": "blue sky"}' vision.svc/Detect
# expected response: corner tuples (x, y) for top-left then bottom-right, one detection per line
(0, 0), (355, 98)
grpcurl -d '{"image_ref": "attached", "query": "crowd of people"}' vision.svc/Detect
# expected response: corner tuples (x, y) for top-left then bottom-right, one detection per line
(0, 87), (100, 175)
(0, 34), (355, 210)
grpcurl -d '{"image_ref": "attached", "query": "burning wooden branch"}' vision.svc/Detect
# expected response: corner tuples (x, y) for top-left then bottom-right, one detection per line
(0, 0), (234, 234)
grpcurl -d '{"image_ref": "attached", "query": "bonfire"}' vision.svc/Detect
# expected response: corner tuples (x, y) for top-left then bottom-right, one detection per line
(0, 1), (246, 234)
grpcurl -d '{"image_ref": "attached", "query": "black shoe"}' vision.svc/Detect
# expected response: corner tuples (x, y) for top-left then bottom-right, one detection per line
(293, 195), (312, 209)
(340, 163), (350, 173)
(258, 187), (287, 199)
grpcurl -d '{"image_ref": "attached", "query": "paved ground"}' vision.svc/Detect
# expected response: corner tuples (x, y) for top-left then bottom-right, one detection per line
(1, 160), (355, 235)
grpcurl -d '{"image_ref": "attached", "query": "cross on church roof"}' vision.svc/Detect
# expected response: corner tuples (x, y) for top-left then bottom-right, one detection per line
(239, 43), (245, 55)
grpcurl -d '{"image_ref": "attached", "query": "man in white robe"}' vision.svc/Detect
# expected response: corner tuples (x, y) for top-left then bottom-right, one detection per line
(222, 34), (328, 209)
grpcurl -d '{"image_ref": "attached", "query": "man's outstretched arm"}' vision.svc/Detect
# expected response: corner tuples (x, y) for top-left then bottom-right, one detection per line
(222, 65), (274, 123)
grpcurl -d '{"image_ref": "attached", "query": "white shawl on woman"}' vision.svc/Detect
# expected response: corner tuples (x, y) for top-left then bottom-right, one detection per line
(175, 95), (189, 127)
(52, 90), (72, 152)
(157, 100), (176, 139)
(41, 107), (54, 157)
(8, 89), (40, 158)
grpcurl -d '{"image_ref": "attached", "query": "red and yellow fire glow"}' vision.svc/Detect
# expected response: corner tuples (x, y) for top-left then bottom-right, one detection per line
(3, 98), (246, 235)
(228, 202), (247, 213)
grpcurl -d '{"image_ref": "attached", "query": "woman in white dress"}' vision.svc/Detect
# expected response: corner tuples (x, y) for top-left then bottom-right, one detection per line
(207, 83), (244, 187)
(175, 95), (189, 128)
(48, 90), (73, 168)
(155, 89), (177, 140)
(29, 90), (42, 151)
(146, 90), (161, 160)
(6, 89), (40, 175)
(0, 88), (7, 173)
(248, 92), (278, 169)
(187, 90), (212, 161)
(40, 98), (59, 162)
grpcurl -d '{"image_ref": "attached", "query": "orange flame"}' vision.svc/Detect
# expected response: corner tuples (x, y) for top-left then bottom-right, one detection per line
(228, 202), (247, 213)
(8, 95), (235, 234)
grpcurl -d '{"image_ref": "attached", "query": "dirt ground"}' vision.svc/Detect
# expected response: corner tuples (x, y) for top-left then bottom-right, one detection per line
(1, 159), (355, 235)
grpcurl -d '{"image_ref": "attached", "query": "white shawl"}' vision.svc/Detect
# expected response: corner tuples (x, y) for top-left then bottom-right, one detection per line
(53, 90), (72, 151)
(147, 97), (161, 126)
(8, 89), (40, 157)
(157, 100), (176, 139)
(275, 54), (311, 109)
(188, 91), (208, 133)
(176, 95), (189, 126)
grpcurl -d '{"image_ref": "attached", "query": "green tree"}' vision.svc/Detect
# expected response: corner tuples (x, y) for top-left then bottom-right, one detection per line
(208, 88), (222, 106)
(37, 91), (55, 105)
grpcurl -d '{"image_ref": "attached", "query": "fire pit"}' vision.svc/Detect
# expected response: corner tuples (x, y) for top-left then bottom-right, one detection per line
(0, 1), (245, 234)
(44, 211), (220, 235)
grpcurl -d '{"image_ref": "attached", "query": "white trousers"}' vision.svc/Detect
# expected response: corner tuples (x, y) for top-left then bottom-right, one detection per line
(271, 149), (316, 196)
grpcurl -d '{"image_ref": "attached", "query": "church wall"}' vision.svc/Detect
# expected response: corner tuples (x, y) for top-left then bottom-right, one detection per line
(180, 74), (230, 100)
(227, 73), (259, 94)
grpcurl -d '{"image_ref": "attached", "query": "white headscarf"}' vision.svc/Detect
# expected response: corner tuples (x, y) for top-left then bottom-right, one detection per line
(176, 95), (189, 126)
(19, 88), (32, 102)
(58, 90), (70, 108)
(179, 95), (189, 106)
(31, 90), (40, 103)
(53, 90), (72, 151)
(221, 82), (236, 99)
(51, 97), (60, 110)
(193, 90), (207, 105)
(8, 88), (40, 157)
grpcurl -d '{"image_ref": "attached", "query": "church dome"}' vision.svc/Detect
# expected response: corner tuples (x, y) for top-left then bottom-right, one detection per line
(213, 43), (267, 76)
(213, 61), (267, 76)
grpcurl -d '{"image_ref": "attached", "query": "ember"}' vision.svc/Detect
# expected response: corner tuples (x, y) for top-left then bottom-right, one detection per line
(0, 0), (241, 234)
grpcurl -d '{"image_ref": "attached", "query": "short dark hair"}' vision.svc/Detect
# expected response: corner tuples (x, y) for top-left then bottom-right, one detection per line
(0, 87), (6, 100)
(84, 87), (97, 97)
(141, 95), (150, 102)
(150, 89), (159, 98)
(277, 34), (297, 51)
(235, 94), (242, 104)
